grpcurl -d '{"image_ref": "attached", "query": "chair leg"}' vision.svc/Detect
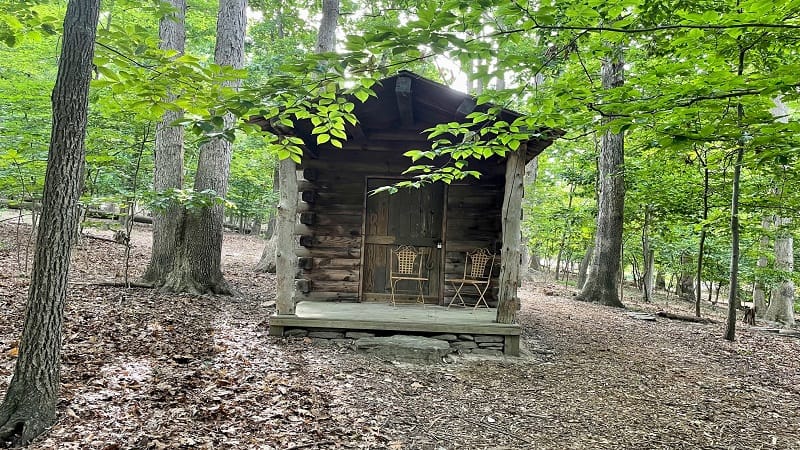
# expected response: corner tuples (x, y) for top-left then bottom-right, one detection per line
(447, 282), (467, 309)
(417, 281), (425, 307)
(473, 283), (490, 310)
(390, 279), (397, 307)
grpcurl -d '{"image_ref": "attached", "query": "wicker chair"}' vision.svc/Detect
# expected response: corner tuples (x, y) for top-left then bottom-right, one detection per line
(390, 245), (429, 306)
(446, 248), (496, 309)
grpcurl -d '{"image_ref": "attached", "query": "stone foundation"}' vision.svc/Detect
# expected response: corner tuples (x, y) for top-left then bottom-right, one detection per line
(281, 327), (511, 357)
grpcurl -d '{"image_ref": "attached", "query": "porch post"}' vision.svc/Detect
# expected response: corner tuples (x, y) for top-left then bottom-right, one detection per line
(276, 158), (298, 315)
(497, 145), (526, 324)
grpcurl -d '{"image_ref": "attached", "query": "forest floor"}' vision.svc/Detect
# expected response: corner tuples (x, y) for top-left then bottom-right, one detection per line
(0, 217), (799, 450)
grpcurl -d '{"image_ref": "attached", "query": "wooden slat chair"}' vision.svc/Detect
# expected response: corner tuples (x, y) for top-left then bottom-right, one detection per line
(446, 248), (496, 310)
(390, 245), (429, 307)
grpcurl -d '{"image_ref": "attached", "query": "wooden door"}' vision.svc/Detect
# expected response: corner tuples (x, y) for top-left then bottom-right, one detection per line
(361, 178), (444, 303)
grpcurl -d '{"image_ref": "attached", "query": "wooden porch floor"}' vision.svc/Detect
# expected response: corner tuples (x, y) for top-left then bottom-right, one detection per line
(269, 302), (520, 355)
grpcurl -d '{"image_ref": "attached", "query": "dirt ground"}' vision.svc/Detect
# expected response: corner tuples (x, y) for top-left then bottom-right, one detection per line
(0, 218), (798, 450)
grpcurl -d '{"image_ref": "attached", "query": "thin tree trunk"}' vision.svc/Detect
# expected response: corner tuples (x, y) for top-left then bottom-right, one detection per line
(724, 143), (744, 341)
(695, 148), (709, 317)
(142, 0), (186, 286)
(555, 183), (575, 281)
(576, 47), (625, 308)
(163, 0), (246, 295)
(642, 205), (654, 302)
(724, 46), (747, 342)
(0, 0), (99, 444)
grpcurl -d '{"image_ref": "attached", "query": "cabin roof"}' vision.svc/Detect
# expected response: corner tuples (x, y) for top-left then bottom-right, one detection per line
(251, 70), (561, 162)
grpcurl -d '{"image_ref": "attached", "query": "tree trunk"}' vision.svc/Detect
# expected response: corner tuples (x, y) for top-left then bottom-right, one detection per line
(521, 157), (538, 274)
(162, 0), (246, 294)
(275, 159), (297, 314)
(497, 148), (525, 323)
(758, 97), (791, 320)
(695, 231), (706, 315)
(576, 244), (593, 289)
(575, 48), (625, 308)
(0, 0), (99, 444)
(255, 167), (279, 272)
(764, 219), (795, 326)
(677, 251), (695, 302)
(655, 271), (666, 290)
(753, 216), (770, 318)
(255, 233), (277, 273)
(314, 0), (339, 54)
(142, 0), (186, 286)
(274, 0), (339, 307)
(724, 142), (744, 341)
(554, 183), (575, 281)
(724, 47), (747, 342)
(695, 148), (709, 317)
(643, 249), (654, 301)
(641, 205), (654, 302)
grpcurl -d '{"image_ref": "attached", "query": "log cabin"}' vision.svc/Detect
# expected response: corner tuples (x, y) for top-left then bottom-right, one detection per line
(251, 71), (559, 355)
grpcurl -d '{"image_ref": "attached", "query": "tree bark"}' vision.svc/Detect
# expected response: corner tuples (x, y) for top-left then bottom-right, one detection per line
(255, 167), (279, 273)
(162, 0), (246, 295)
(142, 0), (186, 286)
(641, 205), (654, 302)
(576, 244), (593, 289)
(695, 147), (709, 317)
(655, 271), (666, 290)
(575, 48), (625, 308)
(724, 47), (747, 342)
(524, 157), (542, 271)
(314, 0), (339, 54)
(497, 148), (525, 323)
(677, 251), (695, 302)
(759, 97), (791, 321)
(275, 159), (298, 314)
(0, 0), (99, 445)
(274, 0), (339, 308)
(554, 183), (575, 281)
(753, 216), (770, 318)
(255, 232), (277, 273)
(764, 218), (795, 326)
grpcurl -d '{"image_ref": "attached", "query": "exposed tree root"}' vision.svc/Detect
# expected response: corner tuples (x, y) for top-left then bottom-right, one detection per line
(70, 280), (156, 289)
(0, 400), (53, 448)
(161, 269), (239, 296)
(575, 284), (625, 308)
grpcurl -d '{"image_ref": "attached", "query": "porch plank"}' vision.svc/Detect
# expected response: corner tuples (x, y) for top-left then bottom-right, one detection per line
(269, 302), (521, 347)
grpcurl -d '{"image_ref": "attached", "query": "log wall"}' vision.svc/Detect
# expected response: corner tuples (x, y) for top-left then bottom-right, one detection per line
(294, 148), (506, 306)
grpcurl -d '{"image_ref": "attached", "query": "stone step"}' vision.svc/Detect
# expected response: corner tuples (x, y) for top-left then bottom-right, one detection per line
(354, 335), (453, 363)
